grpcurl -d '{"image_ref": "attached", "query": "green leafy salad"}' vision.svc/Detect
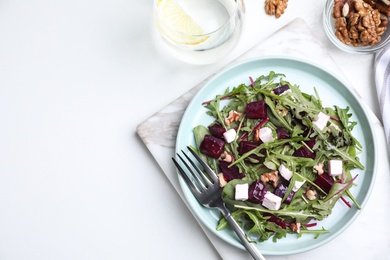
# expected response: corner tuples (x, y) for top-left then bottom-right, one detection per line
(192, 71), (364, 242)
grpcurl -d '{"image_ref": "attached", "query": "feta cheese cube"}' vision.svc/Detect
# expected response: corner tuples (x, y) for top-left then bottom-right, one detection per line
(279, 164), (293, 181)
(259, 127), (274, 143)
(262, 191), (282, 210)
(292, 180), (306, 192)
(328, 160), (343, 176)
(313, 112), (330, 131)
(223, 129), (236, 143)
(280, 89), (292, 95)
(235, 183), (249, 201)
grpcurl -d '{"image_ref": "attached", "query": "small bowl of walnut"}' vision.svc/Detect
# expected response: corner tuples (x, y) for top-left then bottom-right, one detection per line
(323, 0), (390, 54)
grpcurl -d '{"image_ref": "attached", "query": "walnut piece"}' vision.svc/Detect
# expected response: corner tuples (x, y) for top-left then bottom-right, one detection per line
(305, 189), (318, 200)
(290, 222), (301, 233)
(381, 0), (390, 6)
(218, 173), (228, 188)
(260, 170), (279, 188)
(277, 108), (288, 117)
(221, 151), (234, 163)
(265, 0), (288, 18)
(225, 110), (242, 126)
(313, 162), (324, 175)
(254, 129), (260, 142)
(364, 0), (390, 16)
(333, 0), (390, 47)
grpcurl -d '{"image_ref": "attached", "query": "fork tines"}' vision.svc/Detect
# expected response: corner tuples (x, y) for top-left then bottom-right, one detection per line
(172, 146), (218, 195)
(172, 147), (266, 260)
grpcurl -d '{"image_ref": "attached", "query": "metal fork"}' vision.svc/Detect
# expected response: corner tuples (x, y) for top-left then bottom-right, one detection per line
(172, 146), (266, 260)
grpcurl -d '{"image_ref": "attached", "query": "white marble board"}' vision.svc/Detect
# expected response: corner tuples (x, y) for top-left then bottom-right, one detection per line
(137, 18), (390, 260)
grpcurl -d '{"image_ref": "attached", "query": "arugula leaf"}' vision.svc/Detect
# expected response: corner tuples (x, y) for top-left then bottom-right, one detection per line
(234, 203), (320, 220)
(298, 227), (329, 239)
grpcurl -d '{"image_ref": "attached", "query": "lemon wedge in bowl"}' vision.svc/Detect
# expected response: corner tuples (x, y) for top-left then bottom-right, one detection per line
(155, 0), (209, 45)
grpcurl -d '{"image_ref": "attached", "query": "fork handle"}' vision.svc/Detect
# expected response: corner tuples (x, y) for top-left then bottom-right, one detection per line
(224, 213), (266, 260)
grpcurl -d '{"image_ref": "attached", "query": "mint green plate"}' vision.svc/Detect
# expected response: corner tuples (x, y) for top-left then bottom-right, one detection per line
(175, 56), (377, 255)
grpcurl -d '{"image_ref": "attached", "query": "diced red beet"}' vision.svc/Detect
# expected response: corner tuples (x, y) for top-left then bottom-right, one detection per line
(274, 183), (287, 198)
(273, 84), (290, 95)
(238, 141), (259, 154)
(314, 173), (335, 193)
(208, 124), (226, 139)
(238, 141), (264, 163)
(295, 137), (317, 158)
(248, 180), (268, 203)
(199, 135), (225, 159)
(246, 100), (267, 119)
(265, 214), (289, 229)
(293, 139), (316, 159)
(285, 191), (295, 204)
(305, 137), (316, 149)
(276, 127), (291, 139)
(218, 160), (244, 182)
(293, 146), (315, 159)
(274, 183), (295, 204)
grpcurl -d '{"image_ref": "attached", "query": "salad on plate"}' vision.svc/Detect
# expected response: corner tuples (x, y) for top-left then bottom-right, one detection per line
(191, 71), (364, 243)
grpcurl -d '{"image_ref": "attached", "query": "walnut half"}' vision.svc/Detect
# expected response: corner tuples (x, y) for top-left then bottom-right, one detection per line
(265, 0), (289, 18)
(260, 170), (279, 188)
(225, 110), (242, 126)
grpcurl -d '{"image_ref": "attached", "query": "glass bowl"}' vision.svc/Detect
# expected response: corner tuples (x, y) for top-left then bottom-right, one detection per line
(153, 0), (245, 64)
(323, 0), (390, 54)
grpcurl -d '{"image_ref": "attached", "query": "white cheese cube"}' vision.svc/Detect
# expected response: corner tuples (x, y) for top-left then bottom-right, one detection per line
(280, 89), (292, 95)
(292, 180), (306, 192)
(279, 164), (293, 181)
(259, 127), (274, 143)
(235, 183), (249, 201)
(223, 129), (236, 143)
(313, 112), (330, 131)
(262, 191), (282, 210)
(328, 160), (343, 176)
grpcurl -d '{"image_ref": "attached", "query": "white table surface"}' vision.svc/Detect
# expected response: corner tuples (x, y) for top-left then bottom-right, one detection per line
(0, 1), (388, 260)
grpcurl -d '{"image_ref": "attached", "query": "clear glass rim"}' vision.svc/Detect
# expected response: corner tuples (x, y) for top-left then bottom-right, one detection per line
(323, 0), (390, 54)
(154, 0), (242, 38)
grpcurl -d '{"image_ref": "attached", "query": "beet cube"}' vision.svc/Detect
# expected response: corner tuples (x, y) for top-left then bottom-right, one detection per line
(238, 141), (264, 163)
(314, 173), (335, 194)
(199, 135), (225, 159)
(238, 141), (259, 154)
(248, 180), (268, 204)
(274, 183), (295, 204)
(274, 183), (287, 198)
(218, 160), (244, 182)
(293, 137), (317, 159)
(293, 145), (315, 159)
(276, 127), (291, 139)
(305, 137), (316, 149)
(246, 100), (267, 119)
(273, 84), (290, 95)
(285, 192), (295, 204)
(208, 124), (226, 139)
